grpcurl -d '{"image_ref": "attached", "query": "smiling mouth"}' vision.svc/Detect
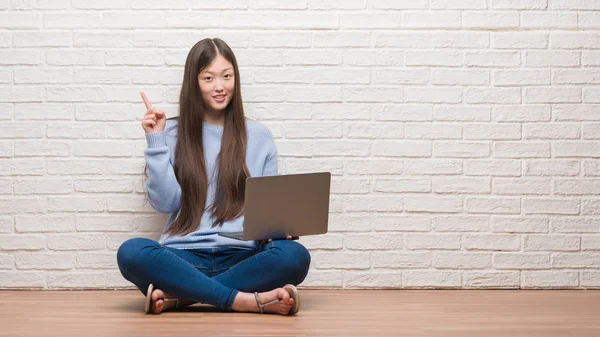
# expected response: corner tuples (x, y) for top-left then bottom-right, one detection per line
(213, 95), (226, 102)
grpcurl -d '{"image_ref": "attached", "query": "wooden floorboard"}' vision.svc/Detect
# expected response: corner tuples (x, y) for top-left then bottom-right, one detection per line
(1, 289), (599, 337)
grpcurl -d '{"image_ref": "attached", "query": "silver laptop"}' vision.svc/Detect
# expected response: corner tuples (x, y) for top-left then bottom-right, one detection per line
(218, 172), (331, 241)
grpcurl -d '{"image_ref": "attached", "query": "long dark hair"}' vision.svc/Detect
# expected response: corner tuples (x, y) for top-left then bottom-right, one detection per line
(153, 38), (249, 236)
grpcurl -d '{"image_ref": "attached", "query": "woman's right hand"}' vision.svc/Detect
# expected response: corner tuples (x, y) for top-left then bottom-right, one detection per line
(140, 91), (166, 134)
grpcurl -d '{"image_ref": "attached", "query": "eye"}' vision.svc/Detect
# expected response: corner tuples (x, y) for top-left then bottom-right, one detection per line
(224, 74), (233, 79)
(204, 76), (212, 81)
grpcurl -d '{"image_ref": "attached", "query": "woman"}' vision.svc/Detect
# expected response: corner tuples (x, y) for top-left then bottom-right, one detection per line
(117, 38), (311, 315)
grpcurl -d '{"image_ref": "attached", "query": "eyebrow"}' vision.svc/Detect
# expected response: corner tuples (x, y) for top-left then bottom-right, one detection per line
(201, 68), (234, 75)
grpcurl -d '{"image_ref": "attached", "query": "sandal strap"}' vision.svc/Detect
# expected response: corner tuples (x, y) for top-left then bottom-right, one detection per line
(162, 297), (179, 309)
(254, 292), (281, 314)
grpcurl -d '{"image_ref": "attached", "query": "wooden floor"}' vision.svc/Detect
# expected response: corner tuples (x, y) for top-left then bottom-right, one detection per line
(1, 289), (599, 337)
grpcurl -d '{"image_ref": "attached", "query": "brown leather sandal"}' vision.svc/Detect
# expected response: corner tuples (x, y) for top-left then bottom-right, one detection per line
(254, 284), (300, 316)
(144, 283), (179, 314)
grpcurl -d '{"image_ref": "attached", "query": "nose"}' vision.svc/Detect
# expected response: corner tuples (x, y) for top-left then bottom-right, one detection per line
(214, 77), (224, 91)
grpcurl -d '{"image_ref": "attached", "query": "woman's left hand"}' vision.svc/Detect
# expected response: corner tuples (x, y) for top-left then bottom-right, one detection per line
(262, 236), (299, 243)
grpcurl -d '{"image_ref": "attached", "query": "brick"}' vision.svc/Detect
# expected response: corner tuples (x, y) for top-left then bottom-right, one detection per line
(465, 197), (521, 214)
(404, 196), (463, 213)
(552, 218), (600, 233)
(493, 178), (551, 195)
(403, 11), (461, 28)
(434, 252), (491, 269)
(14, 31), (71, 47)
(48, 196), (106, 212)
(524, 160), (579, 176)
(374, 32), (433, 48)
(522, 11), (577, 28)
(493, 141), (550, 158)
(372, 140), (430, 157)
(345, 234), (403, 250)
(373, 214), (431, 232)
(463, 271), (520, 289)
(15, 140), (71, 157)
(583, 124), (600, 140)
(300, 270), (342, 288)
(373, 252), (431, 269)
(374, 105), (432, 122)
(344, 158), (403, 175)
(0, 158), (45, 176)
(344, 271), (402, 289)
(406, 234), (461, 250)
(369, 0), (427, 9)
(435, 106), (491, 122)
(14, 178), (72, 194)
(404, 271), (461, 288)
(582, 200), (600, 215)
(0, 122), (44, 138)
(463, 11), (520, 29)
(405, 87), (462, 103)
(0, 50), (43, 65)
(48, 272), (105, 288)
(585, 88), (600, 103)
(286, 158), (343, 176)
(524, 123), (579, 139)
(550, 0), (600, 9)
(48, 234), (105, 251)
(492, 0), (547, 9)
(0, 86), (43, 102)
(77, 252), (117, 269)
(405, 159), (462, 175)
(47, 50), (104, 66)
(522, 271), (578, 289)
(491, 216), (549, 233)
(465, 88), (520, 104)
(44, 13), (101, 29)
(555, 142), (600, 158)
(466, 51), (520, 67)
(0, 271), (45, 288)
(433, 216), (489, 232)
(551, 32), (600, 49)
(581, 272), (600, 288)
(374, 178), (430, 193)
(249, 103), (311, 120)
(431, 69), (489, 86)
(344, 195), (402, 212)
(0, 234), (46, 250)
(433, 177), (490, 194)
(434, 141), (489, 158)
(313, 140), (369, 156)
(582, 236), (600, 251)
(431, 0), (487, 9)
(309, 0), (364, 9)
(297, 235), (343, 250)
(463, 234), (521, 251)
(16, 214), (75, 233)
(344, 87), (403, 103)
(583, 52), (600, 66)
(525, 235), (580, 251)
(0, 197), (47, 214)
(493, 253), (550, 269)
(584, 160), (600, 176)
(344, 49), (403, 66)
(12, 0), (69, 9)
(312, 251), (370, 269)
(524, 51), (580, 67)
(16, 252), (73, 270)
(523, 198), (580, 215)
(494, 69), (550, 86)
(329, 213), (372, 232)
(464, 123), (521, 140)
(341, 13), (400, 29)
(74, 179), (134, 193)
(552, 252), (600, 269)
(372, 68), (428, 85)
(345, 122), (404, 139)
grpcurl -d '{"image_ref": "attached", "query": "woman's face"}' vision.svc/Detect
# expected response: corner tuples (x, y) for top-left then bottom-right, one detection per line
(198, 54), (235, 115)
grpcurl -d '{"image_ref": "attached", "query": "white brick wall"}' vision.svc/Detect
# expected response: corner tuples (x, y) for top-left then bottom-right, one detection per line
(1, 0), (599, 290)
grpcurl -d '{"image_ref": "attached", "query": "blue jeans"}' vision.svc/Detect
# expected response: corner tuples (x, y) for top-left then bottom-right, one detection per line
(116, 238), (311, 311)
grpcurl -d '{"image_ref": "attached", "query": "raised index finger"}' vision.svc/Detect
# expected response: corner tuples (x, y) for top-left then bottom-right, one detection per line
(140, 91), (153, 110)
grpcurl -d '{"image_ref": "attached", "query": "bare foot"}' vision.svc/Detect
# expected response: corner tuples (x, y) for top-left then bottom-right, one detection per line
(149, 288), (195, 314)
(232, 288), (293, 315)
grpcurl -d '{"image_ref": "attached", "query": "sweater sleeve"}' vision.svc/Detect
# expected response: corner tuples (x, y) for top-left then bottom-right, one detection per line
(144, 131), (182, 214)
(262, 133), (279, 177)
